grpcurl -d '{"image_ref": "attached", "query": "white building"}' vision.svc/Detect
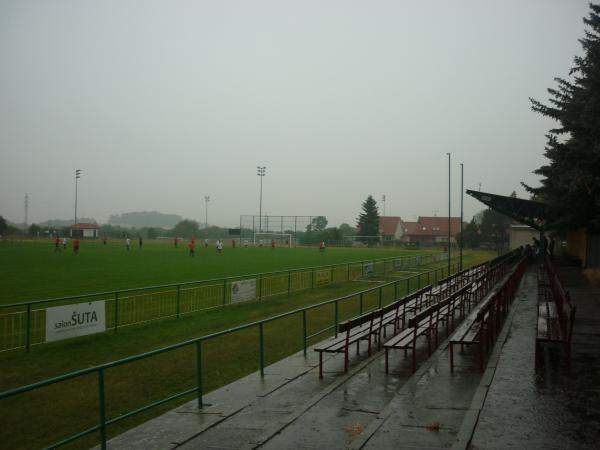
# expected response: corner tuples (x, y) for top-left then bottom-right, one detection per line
(70, 223), (99, 238)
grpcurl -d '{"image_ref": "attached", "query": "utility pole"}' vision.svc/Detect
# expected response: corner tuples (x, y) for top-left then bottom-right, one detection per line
(204, 196), (210, 232)
(447, 153), (451, 275)
(257, 166), (266, 233)
(74, 169), (81, 224)
(381, 194), (386, 217)
(460, 163), (464, 271)
(24, 193), (29, 234)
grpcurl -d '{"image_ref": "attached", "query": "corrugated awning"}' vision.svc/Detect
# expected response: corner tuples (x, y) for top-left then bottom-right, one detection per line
(466, 190), (548, 231)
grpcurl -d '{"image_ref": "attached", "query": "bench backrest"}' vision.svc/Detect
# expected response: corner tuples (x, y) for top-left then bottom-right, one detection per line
(338, 284), (434, 332)
(339, 309), (378, 333)
(407, 292), (457, 327)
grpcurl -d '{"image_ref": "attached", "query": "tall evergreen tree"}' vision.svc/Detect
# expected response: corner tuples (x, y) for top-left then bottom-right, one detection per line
(525, 4), (600, 232)
(357, 195), (380, 245)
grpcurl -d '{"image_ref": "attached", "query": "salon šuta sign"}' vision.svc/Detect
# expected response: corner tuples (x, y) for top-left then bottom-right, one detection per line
(45, 301), (106, 342)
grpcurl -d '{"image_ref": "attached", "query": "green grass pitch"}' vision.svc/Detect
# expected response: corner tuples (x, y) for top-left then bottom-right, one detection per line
(0, 239), (425, 304)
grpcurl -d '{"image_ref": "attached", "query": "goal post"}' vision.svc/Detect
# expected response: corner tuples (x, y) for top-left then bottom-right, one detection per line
(239, 215), (323, 247)
(253, 233), (293, 247)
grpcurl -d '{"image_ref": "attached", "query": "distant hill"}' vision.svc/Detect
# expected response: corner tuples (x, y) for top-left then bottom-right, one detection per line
(108, 211), (183, 228)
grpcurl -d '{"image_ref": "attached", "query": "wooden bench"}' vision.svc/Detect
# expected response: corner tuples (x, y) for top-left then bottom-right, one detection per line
(449, 258), (526, 372)
(314, 309), (384, 378)
(315, 285), (435, 378)
(427, 273), (463, 305)
(449, 292), (495, 373)
(384, 285), (473, 373)
(536, 259), (576, 369)
(375, 285), (433, 338)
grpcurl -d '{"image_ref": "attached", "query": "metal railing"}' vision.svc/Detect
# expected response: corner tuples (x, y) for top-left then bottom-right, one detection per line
(0, 258), (484, 450)
(0, 252), (446, 352)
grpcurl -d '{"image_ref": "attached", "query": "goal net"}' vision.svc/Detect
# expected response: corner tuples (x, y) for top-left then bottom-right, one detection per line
(253, 233), (293, 247)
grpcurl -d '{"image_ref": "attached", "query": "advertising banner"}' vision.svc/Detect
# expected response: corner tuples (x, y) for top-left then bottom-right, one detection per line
(46, 301), (106, 343)
(315, 269), (331, 286)
(231, 279), (257, 303)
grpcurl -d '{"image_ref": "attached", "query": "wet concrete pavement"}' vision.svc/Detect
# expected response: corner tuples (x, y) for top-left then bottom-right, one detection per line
(102, 262), (600, 450)
(468, 264), (600, 450)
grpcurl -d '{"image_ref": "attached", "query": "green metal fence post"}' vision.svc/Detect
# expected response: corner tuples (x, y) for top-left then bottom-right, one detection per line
(259, 323), (265, 377)
(417, 273), (421, 288)
(288, 271), (291, 294)
(378, 287), (382, 309)
(98, 368), (107, 450)
(394, 281), (398, 300)
(359, 293), (363, 315)
(176, 285), (181, 319)
(334, 301), (339, 337)
(330, 265), (334, 283)
(222, 279), (227, 306)
(347, 263), (350, 281)
(258, 275), (262, 300)
(406, 278), (410, 295)
(25, 304), (31, 352)
(302, 310), (307, 356)
(114, 292), (119, 332)
(311, 268), (315, 289)
(196, 341), (203, 408)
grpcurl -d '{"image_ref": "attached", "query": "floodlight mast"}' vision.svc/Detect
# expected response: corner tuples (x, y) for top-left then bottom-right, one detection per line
(460, 163), (464, 271)
(257, 166), (266, 232)
(447, 153), (451, 275)
(204, 196), (210, 232)
(74, 169), (82, 225)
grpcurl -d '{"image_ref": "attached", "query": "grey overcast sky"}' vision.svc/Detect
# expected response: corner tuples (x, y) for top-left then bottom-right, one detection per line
(0, 0), (591, 227)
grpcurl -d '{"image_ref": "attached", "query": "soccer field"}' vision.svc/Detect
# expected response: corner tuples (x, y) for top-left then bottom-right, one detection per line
(0, 242), (495, 450)
(0, 239), (427, 304)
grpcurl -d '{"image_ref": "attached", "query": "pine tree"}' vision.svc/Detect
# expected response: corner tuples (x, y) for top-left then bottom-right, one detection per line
(525, 4), (600, 232)
(357, 195), (380, 245)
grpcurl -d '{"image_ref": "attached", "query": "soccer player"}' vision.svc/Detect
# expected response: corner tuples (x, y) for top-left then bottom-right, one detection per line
(126, 237), (131, 251)
(271, 239), (276, 249)
(188, 240), (195, 257)
(319, 241), (325, 252)
(62, 237), (68, 249)
(204, 238), (209, 248)
(73, 238), (80, 254)
(102, 236), (107, 245)
(54, 236), (61, 252)
(174, 237), (178, 248)
(216, 239), (223, 254)
(138, 236), (143, 250)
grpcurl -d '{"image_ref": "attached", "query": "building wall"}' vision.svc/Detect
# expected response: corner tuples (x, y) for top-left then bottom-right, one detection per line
(509, 228), (538, 250)
(567, 228), (587, 267)
(83, 229), (98, 238)
(71, 228), (98, 238)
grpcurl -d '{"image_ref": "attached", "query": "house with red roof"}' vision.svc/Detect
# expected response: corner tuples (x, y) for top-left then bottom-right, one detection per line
(379, 216), (404, 242)
(70, 223), (99, 238)
(400, 216), (463, 245)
